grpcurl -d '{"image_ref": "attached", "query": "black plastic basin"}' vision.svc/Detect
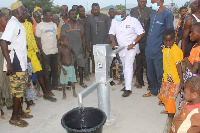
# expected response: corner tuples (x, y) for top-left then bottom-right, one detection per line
(61, 107), (107, 133)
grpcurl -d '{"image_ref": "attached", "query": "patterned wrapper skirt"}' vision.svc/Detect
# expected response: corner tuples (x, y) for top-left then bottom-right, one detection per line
(158, 82), (180, 113)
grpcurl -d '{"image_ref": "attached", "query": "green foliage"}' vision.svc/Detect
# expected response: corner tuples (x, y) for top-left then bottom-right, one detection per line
(19, 0), (54, 14)
(52, 5), (60, 14)
(183, 1), (189, 8)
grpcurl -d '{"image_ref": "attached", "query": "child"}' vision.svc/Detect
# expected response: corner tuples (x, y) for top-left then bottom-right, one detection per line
(58, 35), (77, 99)
(158, 28), (183, 132)
(113, 54), (124, 85)
(170, 76), (200, 133)
(25, 57), (37, 113)
(178, 22), (200, 110)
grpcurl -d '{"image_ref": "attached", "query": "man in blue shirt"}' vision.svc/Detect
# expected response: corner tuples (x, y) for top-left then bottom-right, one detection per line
(143, 0), (174, 97)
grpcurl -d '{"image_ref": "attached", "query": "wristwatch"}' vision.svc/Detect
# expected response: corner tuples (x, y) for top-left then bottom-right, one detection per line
(132, 41), (136, 45)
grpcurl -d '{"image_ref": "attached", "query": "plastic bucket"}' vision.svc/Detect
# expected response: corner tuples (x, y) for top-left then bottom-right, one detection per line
(61, 107), (107, 133)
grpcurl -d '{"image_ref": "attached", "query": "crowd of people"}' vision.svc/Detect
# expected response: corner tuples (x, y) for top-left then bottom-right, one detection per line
(0, 0), (200, 132)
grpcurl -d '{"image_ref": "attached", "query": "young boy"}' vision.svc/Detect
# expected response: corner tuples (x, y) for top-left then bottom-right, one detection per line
(170, 76), (200, 133)
(58, 35), (77, 99)
(158, 28), (183, 132)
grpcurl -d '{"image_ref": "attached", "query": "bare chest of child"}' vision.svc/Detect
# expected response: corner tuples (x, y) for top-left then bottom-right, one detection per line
(61, 47), (73, 67)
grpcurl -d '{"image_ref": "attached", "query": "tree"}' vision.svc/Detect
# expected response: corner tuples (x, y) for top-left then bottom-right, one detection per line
(52, 5), (60, 14)
(20, 0), (53, 14)
(183, 1), (189, 8)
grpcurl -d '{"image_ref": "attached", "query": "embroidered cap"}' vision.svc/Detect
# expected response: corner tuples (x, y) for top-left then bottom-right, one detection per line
(115, 5), (126, 12)
(10, 1), (23, 11)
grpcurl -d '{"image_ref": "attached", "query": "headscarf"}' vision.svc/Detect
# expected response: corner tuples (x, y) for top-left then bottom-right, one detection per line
(34, 6), (42, 12)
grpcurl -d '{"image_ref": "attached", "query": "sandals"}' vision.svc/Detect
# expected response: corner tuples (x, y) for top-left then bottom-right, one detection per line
(142, 92), (156, 97)
(9, 118), (29, 127)
(43, 94), (57, 102)
(19, 113), (33, 119)
(110, 81), (115, 86)
(80, 83), (88, 88)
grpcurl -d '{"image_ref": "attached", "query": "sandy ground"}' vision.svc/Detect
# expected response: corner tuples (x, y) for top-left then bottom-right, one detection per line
(0, 73), (172, 133)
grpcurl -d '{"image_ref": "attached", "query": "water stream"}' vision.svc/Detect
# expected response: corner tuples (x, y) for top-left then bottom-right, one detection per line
(79, 104), (86, 131)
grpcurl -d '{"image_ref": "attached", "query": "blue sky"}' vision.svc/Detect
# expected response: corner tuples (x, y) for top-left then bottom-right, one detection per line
(0, 0), (188, 12)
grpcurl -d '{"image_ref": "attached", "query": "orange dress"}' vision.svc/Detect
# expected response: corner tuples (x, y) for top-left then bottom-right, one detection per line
(188, 44), (200, 65)
(158, 44), (183, 114)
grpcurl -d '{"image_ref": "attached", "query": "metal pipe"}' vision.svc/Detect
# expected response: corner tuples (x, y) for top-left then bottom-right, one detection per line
(78, 80), (102, 106)
(98, 82), (111, 120)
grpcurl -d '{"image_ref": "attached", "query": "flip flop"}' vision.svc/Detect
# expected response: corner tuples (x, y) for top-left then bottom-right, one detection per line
(142, 92), (156, 97)
(9, 118), (29, 127)
(19, 113), (33, 119)
(25, 109), (31, 114)
(110, 81), (115, 86)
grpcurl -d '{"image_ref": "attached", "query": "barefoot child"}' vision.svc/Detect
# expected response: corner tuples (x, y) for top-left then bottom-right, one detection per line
(25, 57), (37, 113)
(58, 35), (77, 99)
(178, 22), (200, 109)
(158, 28), (183, 132)
(170, 76), (200, 133)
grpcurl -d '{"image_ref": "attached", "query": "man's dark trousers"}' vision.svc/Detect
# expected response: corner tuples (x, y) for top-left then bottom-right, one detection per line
(146, 56), (163, 95)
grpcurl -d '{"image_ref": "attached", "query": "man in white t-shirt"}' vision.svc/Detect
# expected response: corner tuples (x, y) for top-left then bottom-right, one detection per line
(109, 9), (144, 97)
(36, 9), (58, 95)
(0, 1), (32, 127)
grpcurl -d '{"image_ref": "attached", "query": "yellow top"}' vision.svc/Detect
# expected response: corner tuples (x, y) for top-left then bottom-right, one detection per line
(162, 44), (183, 84)
(11, 1), (23, 11)
(23, 20), (39, 58)
(57, 27), (61, 40)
